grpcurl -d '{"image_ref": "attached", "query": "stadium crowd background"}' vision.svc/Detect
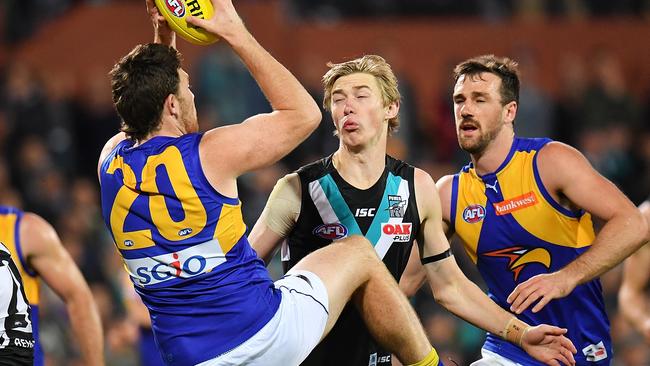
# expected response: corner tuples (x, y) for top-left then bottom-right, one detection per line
(1, 0), (649, 364)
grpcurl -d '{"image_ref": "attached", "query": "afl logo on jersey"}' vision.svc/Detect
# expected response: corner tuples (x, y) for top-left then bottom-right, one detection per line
(313, 223), (347, 240)
(463, 204), (485, 223)
(178, 228), (193, 236)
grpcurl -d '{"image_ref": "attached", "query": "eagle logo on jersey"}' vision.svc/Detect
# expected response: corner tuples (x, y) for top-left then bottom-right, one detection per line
(482, 246), (551, 281)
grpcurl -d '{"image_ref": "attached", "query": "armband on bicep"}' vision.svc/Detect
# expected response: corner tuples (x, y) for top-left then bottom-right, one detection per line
(420, 248), (453, 265)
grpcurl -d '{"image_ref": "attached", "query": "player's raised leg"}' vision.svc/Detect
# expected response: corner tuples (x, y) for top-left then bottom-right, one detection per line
(291, 235), (436, 365)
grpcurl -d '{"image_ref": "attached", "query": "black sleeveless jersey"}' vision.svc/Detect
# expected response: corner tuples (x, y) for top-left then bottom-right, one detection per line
(0, 243), (34, 365)
(284, 154), (421, 366)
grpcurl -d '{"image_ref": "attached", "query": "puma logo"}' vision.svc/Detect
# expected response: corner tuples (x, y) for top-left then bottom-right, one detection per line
(486, 180), (499, 193)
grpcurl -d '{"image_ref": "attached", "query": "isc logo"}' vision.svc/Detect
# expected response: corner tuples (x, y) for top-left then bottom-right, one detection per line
(313, 223), (347, 240)
(165, 0), (186, 17)
(463, 204), (485, 223)
(355, 208), (376, 217)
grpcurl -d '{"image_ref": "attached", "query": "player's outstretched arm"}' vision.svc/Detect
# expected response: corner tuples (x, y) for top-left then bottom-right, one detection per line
(507, 142), (649, 314)
(400, 174), (459, 297)
(20, 213), (105, 366)
(618, 242), (650, 343)
(249, 173), (301, 264)
(418, 170), (576, 366)
(189, 0), (321, 184)
(398, 244), (427, 297)
(618, 200), (650, 343)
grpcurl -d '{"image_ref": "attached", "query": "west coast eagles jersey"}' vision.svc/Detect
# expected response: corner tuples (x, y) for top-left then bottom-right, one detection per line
(0, 206), (40, 365)
(99, 134), (281, 365)
(285, 154), (420, 366)
(451, 137), (611, 365)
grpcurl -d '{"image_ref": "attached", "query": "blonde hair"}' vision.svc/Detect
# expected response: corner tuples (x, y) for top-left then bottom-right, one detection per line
(322, 55), (401, 135)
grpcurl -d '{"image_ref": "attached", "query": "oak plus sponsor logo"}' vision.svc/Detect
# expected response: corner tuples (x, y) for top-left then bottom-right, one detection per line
(462, 204), (486, 223)
(493, 192), (538, 216)
(313, 223), (347, 240)
(381, 223), (412, 242)
(582, 341), (607, 362)
(125, 239), (226, 287)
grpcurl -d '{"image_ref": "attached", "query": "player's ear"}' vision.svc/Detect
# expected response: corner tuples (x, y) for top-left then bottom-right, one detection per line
(503, 101), (517, 125)
(385, 100), (399, 120)
(164, 94), (179, 119)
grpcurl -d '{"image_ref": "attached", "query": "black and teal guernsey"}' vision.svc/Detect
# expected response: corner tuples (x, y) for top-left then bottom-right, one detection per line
(284, 154), (420, 366)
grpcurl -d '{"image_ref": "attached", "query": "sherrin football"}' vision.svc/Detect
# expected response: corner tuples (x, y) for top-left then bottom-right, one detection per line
(155, 0), (218, 45)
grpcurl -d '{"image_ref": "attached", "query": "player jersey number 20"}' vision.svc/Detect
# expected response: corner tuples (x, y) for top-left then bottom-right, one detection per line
(106, 146), (207, 250)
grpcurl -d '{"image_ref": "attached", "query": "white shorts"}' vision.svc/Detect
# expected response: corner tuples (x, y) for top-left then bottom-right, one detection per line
(470, 349), (522, 366)
(198, 270), (329, 366)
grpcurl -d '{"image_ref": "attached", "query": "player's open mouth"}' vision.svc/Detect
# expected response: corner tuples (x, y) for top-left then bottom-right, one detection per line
(460, 124), (478, 131)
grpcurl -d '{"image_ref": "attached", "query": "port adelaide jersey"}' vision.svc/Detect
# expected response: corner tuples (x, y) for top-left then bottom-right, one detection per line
(284, 154), (420, 366)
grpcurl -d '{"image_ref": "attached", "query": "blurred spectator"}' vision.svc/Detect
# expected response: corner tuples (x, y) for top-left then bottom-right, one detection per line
(72, 69), (121, 179)
(372, 41), (427, 162)
(0, 158), (22, 207)
(194, 45), (270, 128)
(281, 53), (337, 169)
(511, 46), (555, 138)
(577, 49), (639, 195)
(553, 53), (589, 145)
(427, 60), (464, 165)
(41, 71), (77, 175)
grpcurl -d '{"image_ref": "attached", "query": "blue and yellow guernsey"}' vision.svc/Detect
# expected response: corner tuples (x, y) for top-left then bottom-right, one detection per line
(0, 206), (42, 366)
(451, 137), (611, 365)
(99, 134), (280, 366)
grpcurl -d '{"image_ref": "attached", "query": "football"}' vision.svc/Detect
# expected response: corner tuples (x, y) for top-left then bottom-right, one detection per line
(154, 0), (218, 45)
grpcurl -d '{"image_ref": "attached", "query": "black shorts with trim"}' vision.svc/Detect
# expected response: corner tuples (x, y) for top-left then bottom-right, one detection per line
(0, 345), (34, 366)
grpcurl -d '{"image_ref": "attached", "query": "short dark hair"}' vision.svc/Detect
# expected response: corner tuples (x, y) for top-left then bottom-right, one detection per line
(453, 55), (520, 105)
(109, 43), (182, 141)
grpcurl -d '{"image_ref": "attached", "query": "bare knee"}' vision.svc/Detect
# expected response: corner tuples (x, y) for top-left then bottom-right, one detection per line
(333, 235), (381, 265)
(337, 235), (372, 251)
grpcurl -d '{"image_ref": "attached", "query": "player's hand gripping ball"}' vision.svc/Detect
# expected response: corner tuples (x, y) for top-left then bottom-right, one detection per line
(154, 0), (217, 45)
